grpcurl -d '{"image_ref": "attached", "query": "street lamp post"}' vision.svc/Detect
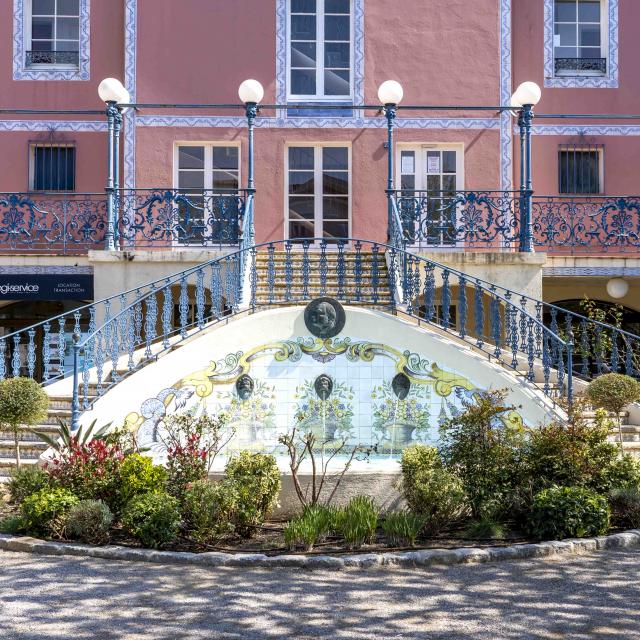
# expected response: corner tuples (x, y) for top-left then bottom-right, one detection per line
(378, 80), (404, 242)
(511, 81), (542, 253)
(98, 78), (130, 251)
(238, 79), (264, 193)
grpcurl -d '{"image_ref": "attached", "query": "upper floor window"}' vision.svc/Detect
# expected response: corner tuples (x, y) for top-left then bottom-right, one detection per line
(558, 145), (603, 194)
(554, 1), (606, 76)
(26, 0), (80, 68)
(288, 0), (353, 101)
(30, 144), (76, 191)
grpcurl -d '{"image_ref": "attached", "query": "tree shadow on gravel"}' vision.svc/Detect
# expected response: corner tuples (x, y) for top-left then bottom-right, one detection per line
(0, 548), (639, 639)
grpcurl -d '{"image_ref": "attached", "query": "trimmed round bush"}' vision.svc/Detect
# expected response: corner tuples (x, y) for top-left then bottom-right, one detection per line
(20, 487), (79, 538)
(9, 466), (52, 504)
(182, 480), (238, 543)
(225, 452), (281, 537)
(0, 377), (49, 468)
(117, 454), (167, 508)
(66, 499), (113, 545)
(587, 373), (640, 415)
(121, 492), (181, 548)
(399, 445), (466, 534)
(527, 486), (610, 540)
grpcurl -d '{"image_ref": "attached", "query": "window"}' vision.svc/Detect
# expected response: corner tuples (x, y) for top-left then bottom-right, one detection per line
(558, 145), (603, 194)
(26, 0), (80, 67)
(30, 144), (76, 191)
(287, 146), (350, 241)
(554, 0), (606, 75)
(288, 0), (353, 100)
(397, 146), (463, 247)
(175, 144), (241, 245)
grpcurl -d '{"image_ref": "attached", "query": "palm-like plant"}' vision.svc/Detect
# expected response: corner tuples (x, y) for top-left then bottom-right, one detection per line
(32, 419), (113, 452)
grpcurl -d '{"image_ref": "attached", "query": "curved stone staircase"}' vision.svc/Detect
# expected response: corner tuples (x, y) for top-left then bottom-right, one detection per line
(2, 239), (640, 477)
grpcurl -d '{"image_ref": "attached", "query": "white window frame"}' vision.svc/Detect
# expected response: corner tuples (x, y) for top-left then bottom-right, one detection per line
(543, 0), (618, 89)
(396, 144), (465, 250)
(558, 146), (605, 195)
(284, 143), (352, 243)
(286, 0), (355, 102)
(13, 0), (90, 81)
(172, 142), (242, 247)
(25, 0), (81, 70)
(553, 0), (608, 78)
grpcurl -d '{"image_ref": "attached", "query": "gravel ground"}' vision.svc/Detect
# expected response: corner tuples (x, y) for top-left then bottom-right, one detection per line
(1, 548), (639, 639)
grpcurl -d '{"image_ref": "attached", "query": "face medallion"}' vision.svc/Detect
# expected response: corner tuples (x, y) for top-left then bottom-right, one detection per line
(304, 298), (346, 339)
(235, 374), (255, 401)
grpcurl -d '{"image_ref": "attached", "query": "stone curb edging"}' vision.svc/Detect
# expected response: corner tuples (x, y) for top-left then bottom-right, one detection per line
(1, 530), (639, 570)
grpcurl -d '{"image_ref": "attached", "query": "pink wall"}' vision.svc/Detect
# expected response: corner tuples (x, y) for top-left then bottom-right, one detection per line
(0, 2), (124, 110)
(364, 0), (501, 108)
(136, 0), (278, 105)
(512, 0), (640, 114)
(0, 132), (107, 193)
(136, 126), (500, 245)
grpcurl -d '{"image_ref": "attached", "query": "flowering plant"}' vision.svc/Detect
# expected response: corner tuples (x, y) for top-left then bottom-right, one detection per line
(46, 439), (124, 509)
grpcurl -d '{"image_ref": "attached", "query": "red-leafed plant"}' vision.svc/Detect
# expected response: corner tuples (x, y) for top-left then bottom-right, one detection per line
(161, 413), (234, 497)
(46, 439), (124, 510)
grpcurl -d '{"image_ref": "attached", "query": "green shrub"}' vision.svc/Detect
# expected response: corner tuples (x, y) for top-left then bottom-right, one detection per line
(439, 391), (525, 520)
(381, 511), (425, 547)
(527, 486), (610, 540)
(609, 487), (640, 529)
(399, 445), (466, 534)
(118, 454), (167, 507)
(524, 408), (627, 496)
(121, 492), (181, 548)
(334, 496), (379, 550)
(0, 377), (49, 468)
(283, 504), (337, 551)
(464, 519), (505, 540)
(225, 452), (281, 538)
(66, 500), (113, 545)
(182, 480), (238, 543)
(587, 373), (640, 447)
(0, 515), (24, 534)
(20, 487), (79, 538)
(603, 454), (640, 492)
(8, 466), (52, 504)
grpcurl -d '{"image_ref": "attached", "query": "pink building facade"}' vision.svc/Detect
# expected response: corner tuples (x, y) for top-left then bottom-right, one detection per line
(1, 1), (640, 334)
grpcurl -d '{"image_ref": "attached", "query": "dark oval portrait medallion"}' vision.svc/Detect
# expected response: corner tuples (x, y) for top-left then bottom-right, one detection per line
(304, 297), (346, 339)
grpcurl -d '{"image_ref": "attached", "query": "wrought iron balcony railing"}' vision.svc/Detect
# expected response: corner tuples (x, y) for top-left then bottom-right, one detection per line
(25, 50), (79, 67)
(114, 189), (250, 249)
(554, 57), (607, 75)
(532, 195), (640, 253)
(0, 193), (107, 254)
(391, 190), (521, 250)
(390, 191), (640, 254)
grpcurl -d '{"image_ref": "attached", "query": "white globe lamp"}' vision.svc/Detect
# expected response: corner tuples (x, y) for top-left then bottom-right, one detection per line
(606, 278), (629, 300)
(378, 80), (404, 105)
(98, 78), (129, 104)
(238, 79), (264, 104)
(510, 81), (542, 108)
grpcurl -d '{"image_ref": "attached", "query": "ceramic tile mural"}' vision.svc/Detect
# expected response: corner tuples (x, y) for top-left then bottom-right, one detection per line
(125, 336), (522, 460)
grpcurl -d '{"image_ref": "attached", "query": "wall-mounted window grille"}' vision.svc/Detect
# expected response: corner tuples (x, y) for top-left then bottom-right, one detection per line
(30, 144), (76, 191)
(288, 0), (353, 100)
(26, 0), (80, 67)
(558, 144), (603, 194)
(554, 0), (606, 76)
